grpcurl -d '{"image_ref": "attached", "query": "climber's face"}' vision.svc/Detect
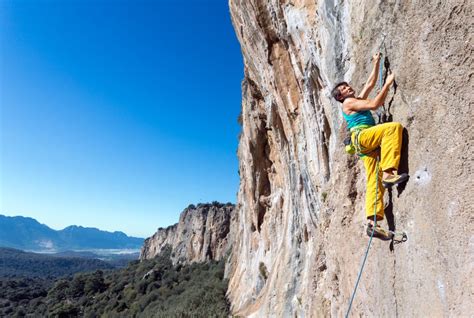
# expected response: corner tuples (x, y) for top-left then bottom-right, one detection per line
(337, 84), (355, 100)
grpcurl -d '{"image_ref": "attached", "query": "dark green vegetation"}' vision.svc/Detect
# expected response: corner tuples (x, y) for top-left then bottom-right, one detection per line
(186, 201), (234, 210)
(0, 248), (114, 278)
(0, 277), (53, 316)
(1, 248), (230, 317)
(0, 214), (144, 251)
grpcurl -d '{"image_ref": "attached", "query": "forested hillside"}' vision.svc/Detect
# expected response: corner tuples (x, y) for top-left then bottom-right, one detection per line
(0, 248), (113, 278)
(1, 248), (229, 317)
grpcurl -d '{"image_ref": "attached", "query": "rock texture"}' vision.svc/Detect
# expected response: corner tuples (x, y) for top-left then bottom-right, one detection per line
(140, 203), (235, 264)
(226, 0), (473, 316)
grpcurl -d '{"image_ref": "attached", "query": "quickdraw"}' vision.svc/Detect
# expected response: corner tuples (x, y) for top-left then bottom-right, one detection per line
(390, 230), (408, 244)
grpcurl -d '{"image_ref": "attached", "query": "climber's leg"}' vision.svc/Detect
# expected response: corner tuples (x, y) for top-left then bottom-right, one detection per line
(358, 122), (403, 170)
(362, 151), (385, 221)
(362, 152), (393, 240)
(358, 122), (408, 187)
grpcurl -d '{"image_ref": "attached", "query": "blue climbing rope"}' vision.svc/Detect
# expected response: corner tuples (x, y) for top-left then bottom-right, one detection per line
(378, 34), (386, 91)
(345, 156), (380, 318)
(378, 54), (385, 90)
(376, 35), (387, 122)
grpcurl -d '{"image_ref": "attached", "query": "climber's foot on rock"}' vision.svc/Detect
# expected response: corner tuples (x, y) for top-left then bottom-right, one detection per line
(366, 223), (393, 241)
(382, 173), (409, 188)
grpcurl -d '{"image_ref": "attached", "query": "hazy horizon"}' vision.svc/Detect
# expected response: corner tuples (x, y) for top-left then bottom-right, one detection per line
(1, 201), (233, 238)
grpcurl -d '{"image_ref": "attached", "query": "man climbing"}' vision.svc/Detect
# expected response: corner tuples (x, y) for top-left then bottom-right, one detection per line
(332, 53), (408, 240)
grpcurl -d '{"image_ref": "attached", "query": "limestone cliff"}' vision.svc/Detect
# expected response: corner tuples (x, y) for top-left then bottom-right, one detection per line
(227, 0), (473, 316)
(140, 203), (235, 264)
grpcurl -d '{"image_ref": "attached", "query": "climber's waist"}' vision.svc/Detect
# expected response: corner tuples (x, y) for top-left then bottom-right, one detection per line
(350, 124), (373, 133)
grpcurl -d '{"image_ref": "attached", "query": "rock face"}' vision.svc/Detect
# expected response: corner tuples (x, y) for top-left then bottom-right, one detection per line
(226, 0), (472, 317)
(140, 203), (235, 264)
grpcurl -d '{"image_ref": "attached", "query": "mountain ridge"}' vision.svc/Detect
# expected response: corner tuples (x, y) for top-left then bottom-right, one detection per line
(0, 214), (144, 252)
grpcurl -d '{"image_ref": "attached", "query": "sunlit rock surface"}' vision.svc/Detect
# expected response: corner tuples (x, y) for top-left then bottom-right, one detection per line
(226, 0), (472, 316)
(140, 203), (235, 264)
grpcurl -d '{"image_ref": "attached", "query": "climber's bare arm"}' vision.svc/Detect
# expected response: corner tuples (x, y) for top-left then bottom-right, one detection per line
(358, 53), (381, 99)
(344, 73), (395, 112)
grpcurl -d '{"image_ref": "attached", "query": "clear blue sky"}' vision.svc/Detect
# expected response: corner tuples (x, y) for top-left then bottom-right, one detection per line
(0, 0), (243, 238)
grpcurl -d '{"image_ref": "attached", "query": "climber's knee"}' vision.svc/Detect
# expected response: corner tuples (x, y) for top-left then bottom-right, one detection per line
(388, 122), (403, 131)
(394, 122), (403, 130)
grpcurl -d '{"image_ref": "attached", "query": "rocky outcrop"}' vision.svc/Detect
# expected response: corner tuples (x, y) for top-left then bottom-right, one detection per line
(227, 0), (472, 317)
(140, 203), (235, 264)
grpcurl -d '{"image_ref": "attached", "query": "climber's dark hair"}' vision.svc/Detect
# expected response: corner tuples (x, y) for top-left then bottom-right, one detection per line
(331, 81), (348, 103)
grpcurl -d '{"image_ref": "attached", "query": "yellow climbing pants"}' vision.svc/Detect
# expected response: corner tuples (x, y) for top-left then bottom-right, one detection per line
(357, 122), (403, 220)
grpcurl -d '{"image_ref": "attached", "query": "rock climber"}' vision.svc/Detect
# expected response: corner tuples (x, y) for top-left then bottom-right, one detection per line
(331, 53), (408, 240)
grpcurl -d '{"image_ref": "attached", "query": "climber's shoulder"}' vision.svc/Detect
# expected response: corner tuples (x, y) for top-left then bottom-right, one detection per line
(343, 97), (375, 113)
(342, 97), (360, 115)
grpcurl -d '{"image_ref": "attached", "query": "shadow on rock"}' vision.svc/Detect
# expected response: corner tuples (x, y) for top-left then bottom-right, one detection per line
(397, 127), (410, 196)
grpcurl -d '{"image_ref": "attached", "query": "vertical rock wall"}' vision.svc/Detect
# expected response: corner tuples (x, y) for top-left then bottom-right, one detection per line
(140, 203), (234, 264)
(227, 0), (473, 316)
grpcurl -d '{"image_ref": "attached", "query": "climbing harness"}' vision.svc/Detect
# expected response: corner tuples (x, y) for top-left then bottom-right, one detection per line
(352, 127), (370, 157)
(344, 125), (378, 158)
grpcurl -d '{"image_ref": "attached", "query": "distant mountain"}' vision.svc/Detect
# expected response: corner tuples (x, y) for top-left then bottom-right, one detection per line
(0, 247), (113, 278)
(0, 215), (144, 252)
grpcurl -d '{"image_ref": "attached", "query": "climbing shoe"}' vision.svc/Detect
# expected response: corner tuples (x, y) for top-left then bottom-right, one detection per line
(382, 173), (409, 188)
(366, 223), (394, 241)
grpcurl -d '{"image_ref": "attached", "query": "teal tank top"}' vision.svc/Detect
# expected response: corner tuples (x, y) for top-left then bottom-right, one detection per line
(342, 110), (375, 129)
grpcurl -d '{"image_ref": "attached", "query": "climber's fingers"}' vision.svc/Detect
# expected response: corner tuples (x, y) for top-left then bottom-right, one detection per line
(372, 52), (381, 63)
